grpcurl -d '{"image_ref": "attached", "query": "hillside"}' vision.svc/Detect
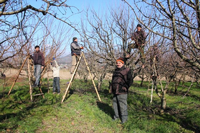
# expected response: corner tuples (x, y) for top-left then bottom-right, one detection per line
(57, 54), (72, 65)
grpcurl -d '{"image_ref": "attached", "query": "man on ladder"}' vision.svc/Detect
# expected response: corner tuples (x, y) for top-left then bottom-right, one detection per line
(31, 45), (45, 88)
(70, 37), (83, 74)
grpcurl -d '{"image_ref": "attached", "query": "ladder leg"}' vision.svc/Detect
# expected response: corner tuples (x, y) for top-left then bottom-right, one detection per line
(61, 53), (83, 103)
(39, 87), (45, 99)
(28, 58), (33, 101)
(8, 56), (28, 95)
(47, 69), (50, 93)
(82, 52), (101, 102)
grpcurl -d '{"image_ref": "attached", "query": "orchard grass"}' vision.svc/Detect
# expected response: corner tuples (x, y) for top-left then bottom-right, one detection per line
(0, 78), (199, 132)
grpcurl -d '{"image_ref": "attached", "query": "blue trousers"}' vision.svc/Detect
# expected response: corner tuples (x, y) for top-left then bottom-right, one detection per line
(34, 65), (41, 86)
(53, 77), (60, 93)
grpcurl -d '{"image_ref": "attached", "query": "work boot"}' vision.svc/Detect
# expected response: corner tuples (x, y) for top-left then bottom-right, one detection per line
(32, 84), (36, 88)
(38, 84), (41, 88)
(120, 119), (127, 124)
(113, 116), (119, 121)
(121, 120), (127, 124)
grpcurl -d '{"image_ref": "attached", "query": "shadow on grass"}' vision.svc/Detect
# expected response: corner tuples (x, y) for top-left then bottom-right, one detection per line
(167, 89), (200, 101)
(122, 89), (200, 133)
(62, 89), (74, 102)
(0, 89), (18, 99)
(97, 101), (114, 119)
(0, 85), (60, 132)
(160, 108), (200, 133)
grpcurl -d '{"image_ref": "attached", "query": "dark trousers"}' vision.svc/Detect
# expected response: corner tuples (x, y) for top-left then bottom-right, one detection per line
(127, 43), (145, 64)
(53, 77), (60, 93)
(113, 94), (128, 123)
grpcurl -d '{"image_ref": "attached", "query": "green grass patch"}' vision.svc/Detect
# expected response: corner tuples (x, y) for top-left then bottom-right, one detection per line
(0, 78), (200, 132)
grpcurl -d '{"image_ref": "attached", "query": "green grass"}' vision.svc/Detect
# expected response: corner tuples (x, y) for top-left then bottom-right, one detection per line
(0, 78), (200, 132)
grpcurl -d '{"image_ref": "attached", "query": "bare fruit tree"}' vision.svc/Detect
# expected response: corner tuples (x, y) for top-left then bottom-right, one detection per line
(79, 7), (141, 83)
(0, 0), (78, 64)
(123, 0), (200, 70)
(79, 8), (131, 89)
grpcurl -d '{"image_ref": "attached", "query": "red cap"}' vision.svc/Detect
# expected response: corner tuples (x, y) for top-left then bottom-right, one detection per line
(116, 57), (124, 64)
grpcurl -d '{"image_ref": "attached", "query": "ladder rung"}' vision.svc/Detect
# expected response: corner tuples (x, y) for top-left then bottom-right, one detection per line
(33, 93), (44, 96)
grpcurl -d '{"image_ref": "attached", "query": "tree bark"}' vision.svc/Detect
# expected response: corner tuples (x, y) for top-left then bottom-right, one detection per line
(161, 91), (166, 110)
(195, 0), (200, 37)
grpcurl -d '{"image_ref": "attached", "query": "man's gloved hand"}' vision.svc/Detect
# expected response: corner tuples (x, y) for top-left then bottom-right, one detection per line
(53, 57), (55, 60)
(80, 47), (84, 49)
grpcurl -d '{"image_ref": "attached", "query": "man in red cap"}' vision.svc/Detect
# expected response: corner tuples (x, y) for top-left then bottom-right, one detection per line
(110, 57), (133, 124)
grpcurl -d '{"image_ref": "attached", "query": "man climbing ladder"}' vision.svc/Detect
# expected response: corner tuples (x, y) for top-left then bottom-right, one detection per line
(126, 24), (147, 68)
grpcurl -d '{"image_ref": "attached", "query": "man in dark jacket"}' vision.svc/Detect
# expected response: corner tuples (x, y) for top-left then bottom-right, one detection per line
(110, 57), (133, 124)
(32, 45), (45, 87)
(126, 24), (147, 68)
(70, 37), (83, 74)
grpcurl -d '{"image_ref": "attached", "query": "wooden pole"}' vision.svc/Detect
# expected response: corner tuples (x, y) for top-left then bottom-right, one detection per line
(82, 52), (102, 102)
(28, 58), (33, 101)
(39, 87), (45, 99)
(150, 57), (156, 103)
(8, 56), (28, 95)
(61, 53), (83, 103)
(47, 67), (50, 93)
(2, 76), (6, 97)
(150, 80), (154, 103)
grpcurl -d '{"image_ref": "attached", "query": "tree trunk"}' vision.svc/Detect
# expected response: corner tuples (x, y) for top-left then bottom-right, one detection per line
(195, 0), (200, 37)
(140, 72), (145, 87)
(97, 81), (102, 91)
(97, 72), (106, 90)
(161, 91), (166, 109)
(83, 74), (88, 82)
(174, 81), (179, 94)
